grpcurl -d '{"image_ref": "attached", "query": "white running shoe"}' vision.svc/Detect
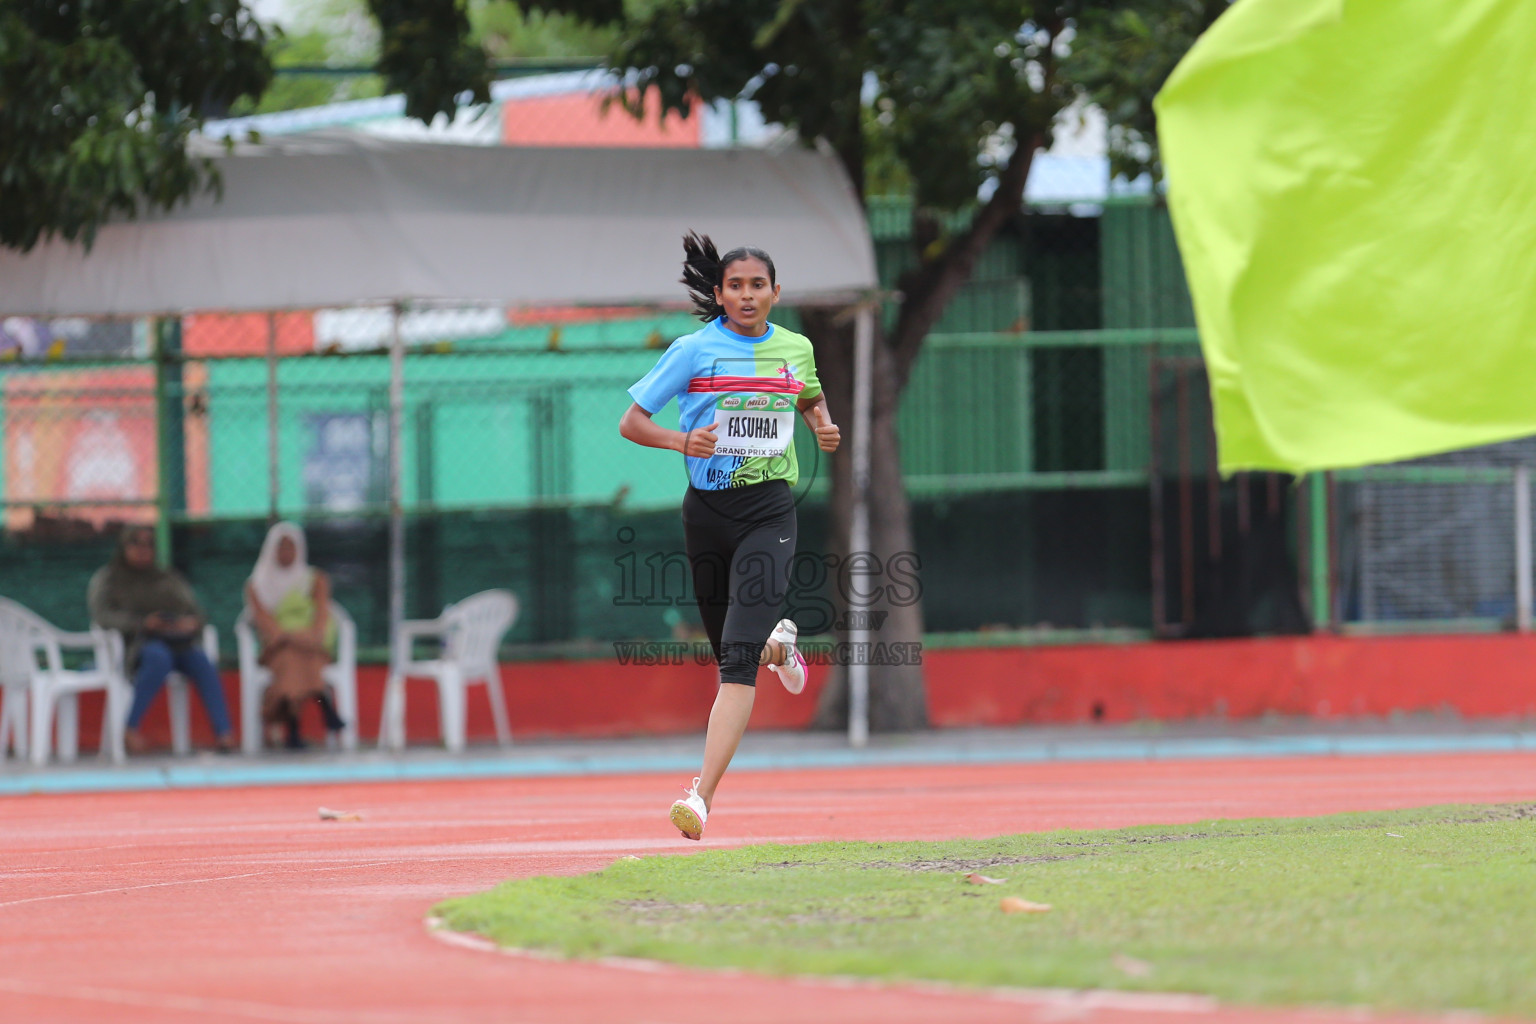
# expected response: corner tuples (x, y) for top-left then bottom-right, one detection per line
(670, 777), (708, 841)
(767, 618), (807, 695)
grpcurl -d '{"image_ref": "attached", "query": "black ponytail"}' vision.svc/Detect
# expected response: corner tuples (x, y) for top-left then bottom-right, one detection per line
(681, 231), (724, 321)
(681, 231), (777, 322)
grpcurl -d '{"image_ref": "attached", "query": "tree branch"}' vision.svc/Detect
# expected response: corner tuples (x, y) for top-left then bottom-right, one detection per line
(888, 130), (1041, 392)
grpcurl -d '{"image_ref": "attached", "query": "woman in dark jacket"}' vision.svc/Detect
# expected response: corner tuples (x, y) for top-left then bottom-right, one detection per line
(87, 526), (235, 754)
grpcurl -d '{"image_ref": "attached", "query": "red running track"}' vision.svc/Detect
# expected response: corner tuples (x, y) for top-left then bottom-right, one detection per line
(3, 753), (1534, 1024)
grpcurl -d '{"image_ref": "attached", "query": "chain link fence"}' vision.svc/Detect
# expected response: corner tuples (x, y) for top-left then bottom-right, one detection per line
(1334, 438), (1536, 630)
(5, 195), (1528, 654)
(1, 305), (734, 650)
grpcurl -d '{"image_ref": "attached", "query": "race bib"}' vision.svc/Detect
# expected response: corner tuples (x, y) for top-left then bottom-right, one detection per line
(713, 393), (795, 458)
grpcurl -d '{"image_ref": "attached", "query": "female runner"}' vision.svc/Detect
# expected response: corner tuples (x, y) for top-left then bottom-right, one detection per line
(620, 232), (840, 840)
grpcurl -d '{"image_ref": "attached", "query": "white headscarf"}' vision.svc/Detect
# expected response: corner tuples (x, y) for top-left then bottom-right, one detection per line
(249, 521), (313, 610)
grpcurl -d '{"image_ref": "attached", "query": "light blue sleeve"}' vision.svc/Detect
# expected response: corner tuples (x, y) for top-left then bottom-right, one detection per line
(627, 338), (694, 414)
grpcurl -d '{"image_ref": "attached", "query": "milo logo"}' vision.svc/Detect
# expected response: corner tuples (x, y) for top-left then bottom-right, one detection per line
(717, 395), (744, 410)
(770, 396), (794, 411)
(744, 394), (772, 410)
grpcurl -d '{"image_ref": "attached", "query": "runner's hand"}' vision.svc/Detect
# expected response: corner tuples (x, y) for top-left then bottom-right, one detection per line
(812, 405), (840, 453)
(683, 422), (719, 457)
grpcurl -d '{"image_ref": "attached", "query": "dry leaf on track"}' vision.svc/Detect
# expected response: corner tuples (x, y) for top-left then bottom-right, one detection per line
(999, 897), (1052, 914)
(318, 807), (364, 822)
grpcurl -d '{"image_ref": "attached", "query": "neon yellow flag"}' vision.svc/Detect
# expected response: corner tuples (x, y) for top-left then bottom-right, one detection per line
(1155, 0), (1536, 474)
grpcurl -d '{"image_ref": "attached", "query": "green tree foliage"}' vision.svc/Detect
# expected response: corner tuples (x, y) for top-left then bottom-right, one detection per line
(367, 0), (491, 122)
(1, 0), (1217, 254)
(227, 27), (384, 117)
(234, 1), (606, 118)
(230, 0), (389, 117)
(0, 0), (272, 252)
(252, 30), (345, 113)
(861, 102), (912, 200)
(468, 0), (614, 59)
(1066, 0), (1228, 182)
(523, 1), (1084, 208)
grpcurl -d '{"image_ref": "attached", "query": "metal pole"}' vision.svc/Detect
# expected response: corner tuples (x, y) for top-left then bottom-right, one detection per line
(151, 316), (171, 563)
(1308, 472), (1331, 631)
(848, 302), (874, 748)
(1236, 471), (1250, 537)
(1360, 484), (1376, 622)
(1176, 364), (1194, 626)
(1148, 348), (1166, 636)
(1325, 471), (1339, 632)
(1206, 402), (1221, 562)
(1516, 465), (1532, 632)
(152, 317), (186, 566)
(388, 304), (406, 655)
(266, 313), (280, 522)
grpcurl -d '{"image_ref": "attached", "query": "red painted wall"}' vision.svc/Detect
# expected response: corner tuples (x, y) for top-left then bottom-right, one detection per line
(501, 91), (701, 147)
(182, 312), (314, 357)
(922, 634), (1536, 725)
(18, 633), (1536, 756)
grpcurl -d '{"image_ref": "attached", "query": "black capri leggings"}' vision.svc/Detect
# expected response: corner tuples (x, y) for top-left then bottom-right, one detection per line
(682, 480), (797, 685)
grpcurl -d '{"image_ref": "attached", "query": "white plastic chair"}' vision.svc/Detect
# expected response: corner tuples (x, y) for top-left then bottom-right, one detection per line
(0, 597), (126, 765)
(99, 623), (220, 758)
(377, 589), (518, 753)
(0, 600), (34, 761)
(234, 600), (358, 753)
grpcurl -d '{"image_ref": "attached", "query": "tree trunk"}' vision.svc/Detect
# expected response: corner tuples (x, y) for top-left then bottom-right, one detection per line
(804, 136), (1043, 732)
(806, 309), (929, 731)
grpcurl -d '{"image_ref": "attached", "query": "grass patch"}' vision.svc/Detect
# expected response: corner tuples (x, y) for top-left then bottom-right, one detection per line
(434, 803), (1536, 1015)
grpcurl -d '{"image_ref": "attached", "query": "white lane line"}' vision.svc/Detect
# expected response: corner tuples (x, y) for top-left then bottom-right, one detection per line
(0, 835), (825, 902)
(16, 834), (816, 874)
(0, 831), (819, 915)
(218, 834), (819, 862)
(0, 857), (420, 909)
(0, 871), (264, 909)
(422, 918), (1220, 1016)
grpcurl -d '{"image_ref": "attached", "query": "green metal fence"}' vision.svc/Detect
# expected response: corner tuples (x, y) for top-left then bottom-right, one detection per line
(5, 196), (1521, 654)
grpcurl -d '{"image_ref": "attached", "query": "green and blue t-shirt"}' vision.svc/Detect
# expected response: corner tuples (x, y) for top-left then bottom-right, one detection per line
(629, 316), (822, 490)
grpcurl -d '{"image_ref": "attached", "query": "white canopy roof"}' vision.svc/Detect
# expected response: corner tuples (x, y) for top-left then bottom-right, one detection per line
(0, 133), (876, 316)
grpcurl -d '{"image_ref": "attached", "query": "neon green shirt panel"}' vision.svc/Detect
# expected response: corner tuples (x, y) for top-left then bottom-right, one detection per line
(727, 328), (821, 488)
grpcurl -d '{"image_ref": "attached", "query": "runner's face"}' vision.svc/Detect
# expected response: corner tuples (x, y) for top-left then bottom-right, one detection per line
(714, 257), (780, 334)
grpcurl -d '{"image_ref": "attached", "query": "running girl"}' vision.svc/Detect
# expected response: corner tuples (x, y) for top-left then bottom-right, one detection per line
(620, 232), (840, 840)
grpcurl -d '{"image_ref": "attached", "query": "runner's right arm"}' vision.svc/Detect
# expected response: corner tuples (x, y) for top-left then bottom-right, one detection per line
(620, 403), (718, 457)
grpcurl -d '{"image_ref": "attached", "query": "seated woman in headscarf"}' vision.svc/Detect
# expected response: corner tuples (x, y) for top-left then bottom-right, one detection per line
(245, 522), (345, 749)
(88, 525), (236, 754)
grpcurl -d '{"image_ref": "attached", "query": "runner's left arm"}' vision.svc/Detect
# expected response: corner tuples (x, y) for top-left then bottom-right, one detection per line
(797, 395), (840, 452)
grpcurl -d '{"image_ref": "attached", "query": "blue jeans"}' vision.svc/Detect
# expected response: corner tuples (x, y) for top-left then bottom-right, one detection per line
(127, 639), (232, 736)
